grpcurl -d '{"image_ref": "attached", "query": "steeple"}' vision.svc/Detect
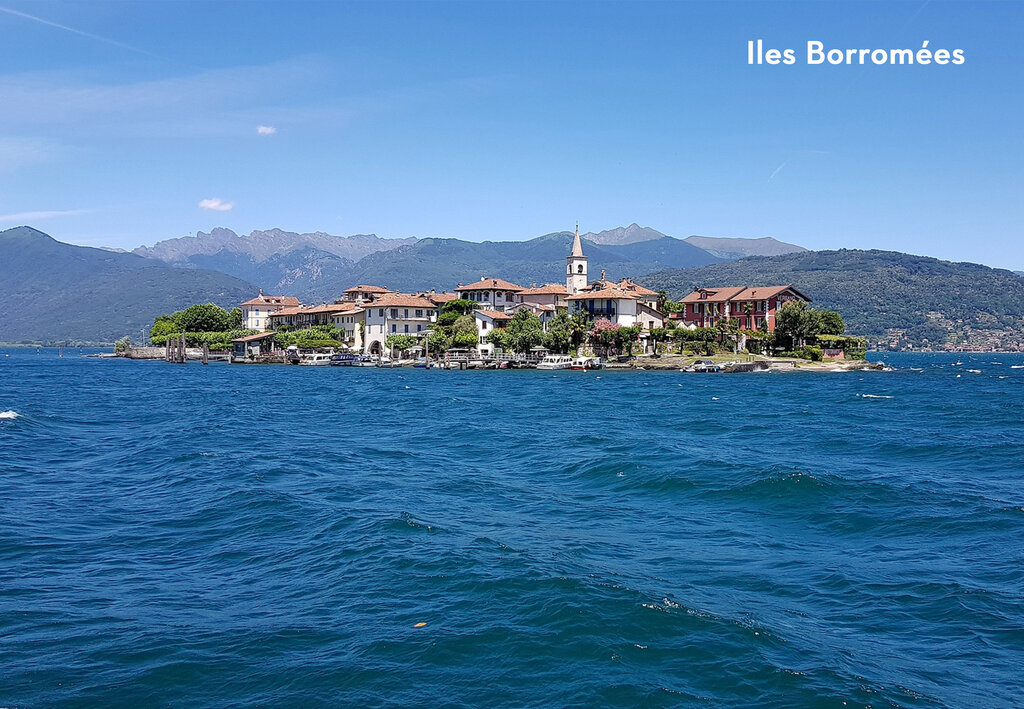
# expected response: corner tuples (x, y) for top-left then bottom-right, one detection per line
(566, 221), (588, 295)
(570, 221), (585, 258)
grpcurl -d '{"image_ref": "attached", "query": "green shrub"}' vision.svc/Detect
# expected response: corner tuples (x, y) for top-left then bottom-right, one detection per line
(801, 345), (823, 361)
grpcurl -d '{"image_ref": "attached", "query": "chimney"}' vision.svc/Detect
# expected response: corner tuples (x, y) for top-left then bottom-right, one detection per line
(601, 269), (606, 280)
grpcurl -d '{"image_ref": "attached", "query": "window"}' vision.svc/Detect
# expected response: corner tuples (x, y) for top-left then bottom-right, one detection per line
(417, 324), (421, 332)
(391, 309), (398, 318)
(404, 309), (409, 318)
(378, 309), (384, 317)
(404, 324), (409, 333)
(577, 264), (583, 273)
(482, 321), (488, 330)
(391, 324), (396, 333)
(415, 309), (422, 318)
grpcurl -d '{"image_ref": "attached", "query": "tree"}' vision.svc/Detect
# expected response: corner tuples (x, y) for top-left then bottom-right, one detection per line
(442, 299), (480, 316)
(485, 328), (510, 351)
(386, 334), (418, 354)
(453, 330), (479, 349)
(176, 303), (232, 333)
(426, 329), (452, 354)
(656, 290), (668, 312)
(453, 314), (477, 337)
(544, 311), (573, 353)
(229, 307), (244, 329)
(818, 310), (845, 336)
(436, 311), (460, 327)
(151, 314), (178, 340)
(114, 336), (131, 354)
(775, 301), (821, 349)
(648, 326), (674, 354)
(617, 324), (643, 355)
(568, 311), (589, 350)
(503, 309), (544, 353)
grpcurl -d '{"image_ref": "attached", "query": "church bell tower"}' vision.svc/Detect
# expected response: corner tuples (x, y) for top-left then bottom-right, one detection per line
(566, 222), (588, 295)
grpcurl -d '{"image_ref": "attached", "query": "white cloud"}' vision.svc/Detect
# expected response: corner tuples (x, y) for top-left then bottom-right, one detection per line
(198, 198), (233, 211)
(0, 208), (90, 223)
(257, 125), (277, 136)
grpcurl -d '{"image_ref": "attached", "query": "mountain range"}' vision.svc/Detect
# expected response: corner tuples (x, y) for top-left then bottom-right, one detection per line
(0, 227), (253, 344)
(129, 224), (804, 300)
(3, 223), (1021, 350)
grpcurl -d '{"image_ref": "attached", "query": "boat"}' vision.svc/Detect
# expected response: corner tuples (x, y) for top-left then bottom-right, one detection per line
(412, 357), (434, 369)
(570, 356), (602, 370)
(689, 359), (722, 373)
(355, 355), (379, 367)
(330, 353), (360, 366)
(537, 354), (573, 370)
(299, 353), (333, 366)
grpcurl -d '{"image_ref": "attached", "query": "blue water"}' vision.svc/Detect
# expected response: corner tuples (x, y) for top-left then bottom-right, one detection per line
(1, 350), (1022, 708)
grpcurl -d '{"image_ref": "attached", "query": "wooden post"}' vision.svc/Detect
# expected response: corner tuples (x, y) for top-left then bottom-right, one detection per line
(165, 338), (171, 362)
(202, 343), (209, 365)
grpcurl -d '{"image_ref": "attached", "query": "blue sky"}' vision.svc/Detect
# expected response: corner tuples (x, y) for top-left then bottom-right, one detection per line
(0, 1), (1021, 269)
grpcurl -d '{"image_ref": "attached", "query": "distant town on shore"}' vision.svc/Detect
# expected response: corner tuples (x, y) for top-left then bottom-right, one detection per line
(133, 226), (871, 370)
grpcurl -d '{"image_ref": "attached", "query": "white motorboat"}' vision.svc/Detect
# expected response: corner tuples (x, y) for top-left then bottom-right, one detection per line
(299, 353), (333, 366)
(537, 355), (573, 370)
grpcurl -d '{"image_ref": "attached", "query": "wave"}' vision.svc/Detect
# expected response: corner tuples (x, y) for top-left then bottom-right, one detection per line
(0, 410), (19, 419)
(857, 393), (893, 399)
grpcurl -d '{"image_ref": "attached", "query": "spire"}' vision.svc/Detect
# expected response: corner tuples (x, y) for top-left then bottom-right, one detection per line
(570, 222), (585, 258)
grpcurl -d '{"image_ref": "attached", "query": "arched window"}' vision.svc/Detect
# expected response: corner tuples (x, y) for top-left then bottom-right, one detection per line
(577, 264), (583, 274)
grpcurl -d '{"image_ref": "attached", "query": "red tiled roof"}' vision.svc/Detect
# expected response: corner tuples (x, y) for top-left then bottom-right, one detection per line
(455, 278), (523, 292)
(417, 291), (459, 304)
(732, 285), (810, 303)
(680, 285), (811, 304)
(476, 309), (512, 320)
(372, 293), (439, 309)
(518, 283), (568, 296)
(619, 279), (657, 296)
(343, 284), (390, 293)
(520, 284), (567, 295)
(680, 287), (747, 304)
(268, 303), (357, 318)
(232, 331), (276, 342)
(567, 287), (640, 301)
(240, 295), (301, 307)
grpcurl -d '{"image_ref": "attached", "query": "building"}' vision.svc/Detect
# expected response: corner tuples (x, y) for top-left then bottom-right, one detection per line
(516, 283), (569, 309)
(339, 285), (390, 303)
(231, 331), (276, 359)
(240, 291), (301, 331)
(267, 302), (359, 329)
(679, 285), (810, 331)
(563, 233), (665, 332)
(362, 293), (439, 354)
(454, 278), (523, 309)
(474, 309), (511, 355)
(330, 307), (365, 351)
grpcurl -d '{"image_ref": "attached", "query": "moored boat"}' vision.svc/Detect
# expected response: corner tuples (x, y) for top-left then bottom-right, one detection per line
(537, 354), (573, 370)
(330, 353), (360, 366)
(299, 353), (333, 366)
(570, 356), (602, 370)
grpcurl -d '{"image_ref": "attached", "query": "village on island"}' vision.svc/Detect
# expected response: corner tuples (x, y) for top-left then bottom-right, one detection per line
(135, 226), (870, 372)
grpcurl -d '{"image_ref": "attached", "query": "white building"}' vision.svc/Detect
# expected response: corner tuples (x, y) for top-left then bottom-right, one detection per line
(454, 278), (523, 309)
(473, 309), (511, 355)
(240, 291), (301, 331)
(362, 293), (439, 354)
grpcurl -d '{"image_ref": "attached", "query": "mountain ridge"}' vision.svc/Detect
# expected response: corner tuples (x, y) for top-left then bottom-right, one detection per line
(1, 226), (256, 344)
